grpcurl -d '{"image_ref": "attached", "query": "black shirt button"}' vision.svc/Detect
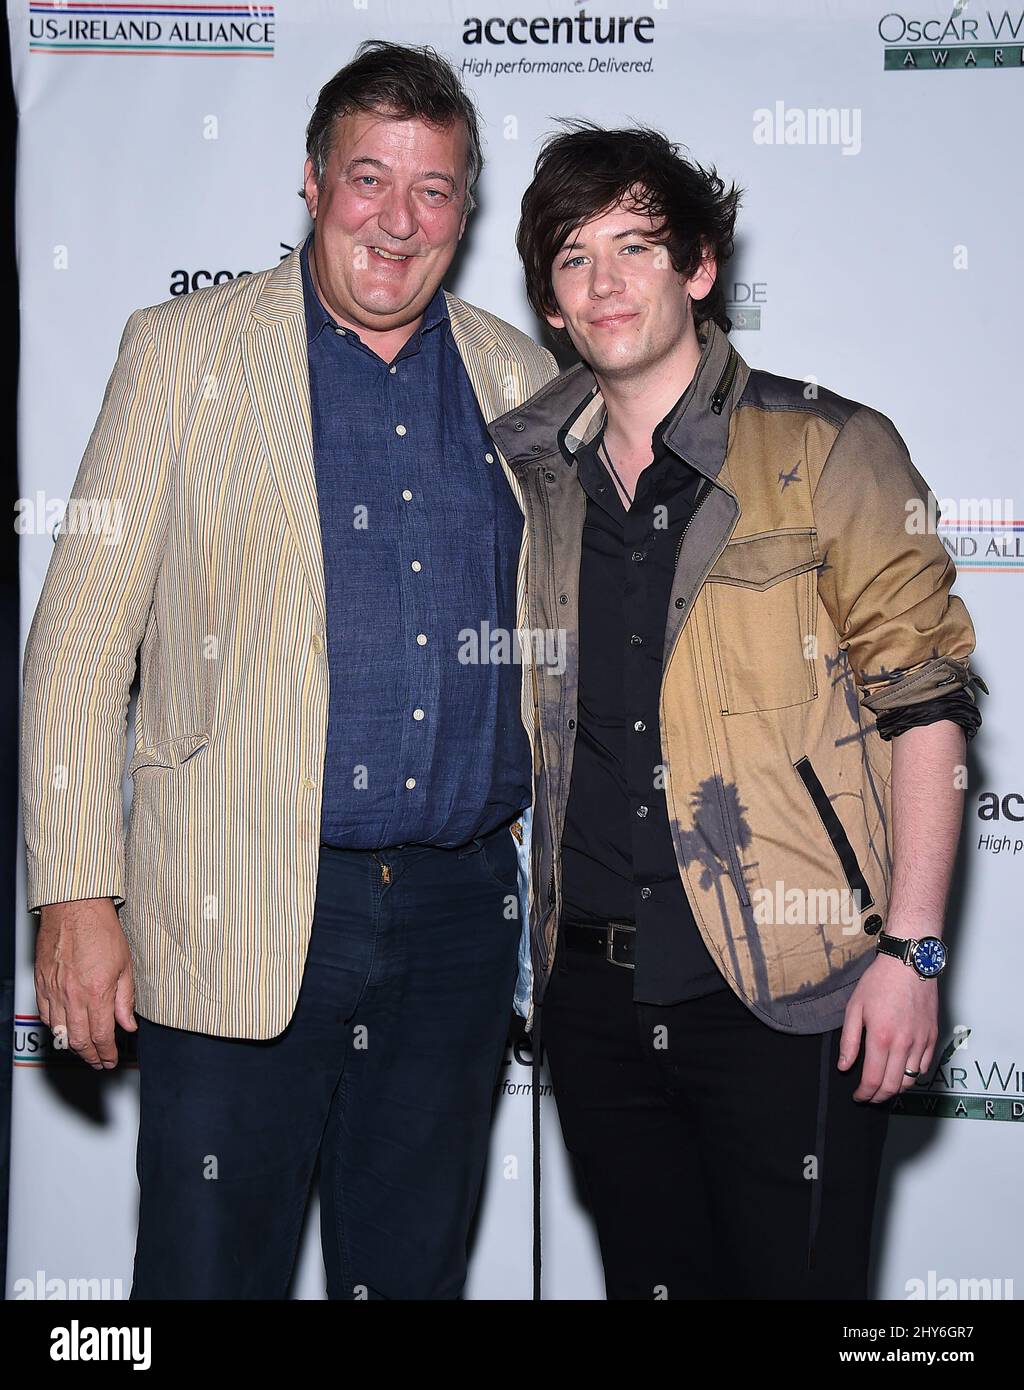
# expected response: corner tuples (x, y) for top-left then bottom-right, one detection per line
(567, 718), (576, 730)
(629, 634), (643, 645)
(675, 597), (685, 609)
(631, 551), (645, 562)
(640, 887), (652, 900)
(558, 593), (569, 605)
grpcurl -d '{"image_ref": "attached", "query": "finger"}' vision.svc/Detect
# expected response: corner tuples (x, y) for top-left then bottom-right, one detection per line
(88, 1000), (119, 1069)
(853, 1030), (889, 1102)
(838, 999), (863, 1071)
(65, 998), (104, 1070)
(900, 1049), (924, 1091)
(918, 1037), (937, 1077)
(114, 964), (137, 1033)
(47, 998), (68, 1053)
(877, 1040), (914, 1102)
(35, 979), (51, 1030)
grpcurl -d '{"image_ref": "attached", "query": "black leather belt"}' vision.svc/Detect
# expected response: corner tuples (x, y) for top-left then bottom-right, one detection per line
(562, 919), (636, 969)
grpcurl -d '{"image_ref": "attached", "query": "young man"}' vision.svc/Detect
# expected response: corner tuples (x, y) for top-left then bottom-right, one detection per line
(21, 42), (555, 1299)
(489, 123), (985, 1299)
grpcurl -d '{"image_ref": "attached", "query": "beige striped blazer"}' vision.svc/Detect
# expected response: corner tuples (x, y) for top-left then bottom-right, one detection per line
(20, 245), (558, 1038)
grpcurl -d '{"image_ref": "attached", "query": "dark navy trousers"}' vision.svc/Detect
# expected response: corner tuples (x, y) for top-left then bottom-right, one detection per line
(129, 824), (521, 1299)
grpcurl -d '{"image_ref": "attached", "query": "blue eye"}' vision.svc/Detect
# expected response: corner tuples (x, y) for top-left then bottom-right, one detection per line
(562, 255), (587, 269)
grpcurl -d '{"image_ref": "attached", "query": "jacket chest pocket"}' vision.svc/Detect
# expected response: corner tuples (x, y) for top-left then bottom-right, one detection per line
(704, 528), (820, 715)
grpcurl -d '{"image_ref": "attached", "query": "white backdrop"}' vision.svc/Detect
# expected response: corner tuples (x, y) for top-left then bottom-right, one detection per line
(8, 0), (1022, 1301)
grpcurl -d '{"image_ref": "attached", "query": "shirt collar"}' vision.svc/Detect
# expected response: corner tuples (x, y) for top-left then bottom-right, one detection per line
(300, 230), (449, 348)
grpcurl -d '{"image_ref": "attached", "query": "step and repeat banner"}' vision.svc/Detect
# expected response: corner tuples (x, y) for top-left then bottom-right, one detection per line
(8, 0), (1022, 1300)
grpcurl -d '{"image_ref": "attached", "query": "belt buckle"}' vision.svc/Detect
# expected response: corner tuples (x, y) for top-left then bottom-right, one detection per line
(605, 920), (635, 970)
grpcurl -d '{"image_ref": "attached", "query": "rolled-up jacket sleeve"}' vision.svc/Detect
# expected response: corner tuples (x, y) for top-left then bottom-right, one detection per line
(812, 404), (986, 740)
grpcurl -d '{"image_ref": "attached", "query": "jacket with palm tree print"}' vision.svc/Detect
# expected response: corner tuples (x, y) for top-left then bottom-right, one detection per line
(488, 318), (983, 1034)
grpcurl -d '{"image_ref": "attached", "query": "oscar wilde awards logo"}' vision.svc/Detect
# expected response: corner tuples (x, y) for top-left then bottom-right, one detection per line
(894, 1027), (1024, 1121)
(461, 0), (657, 78)
(879, 4), (1024, 69)
(727, 281), (767, 330)
(29, 0), (275, 58)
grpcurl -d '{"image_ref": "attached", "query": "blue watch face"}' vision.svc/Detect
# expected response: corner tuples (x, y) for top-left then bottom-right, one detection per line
(912, 937), (947, 977)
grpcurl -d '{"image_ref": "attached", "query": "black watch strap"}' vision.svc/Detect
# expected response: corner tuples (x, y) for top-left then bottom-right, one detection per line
(876, 931), (912, 963)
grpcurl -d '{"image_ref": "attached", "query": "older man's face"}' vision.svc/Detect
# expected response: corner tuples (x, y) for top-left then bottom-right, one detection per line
(303, 109), (469, 340)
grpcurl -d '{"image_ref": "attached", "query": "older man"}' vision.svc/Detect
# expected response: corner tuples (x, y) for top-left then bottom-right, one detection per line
(21, 41), (555, 1299)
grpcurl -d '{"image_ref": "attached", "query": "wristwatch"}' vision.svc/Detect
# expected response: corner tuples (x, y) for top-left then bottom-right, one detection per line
(874, 928), (948, 979)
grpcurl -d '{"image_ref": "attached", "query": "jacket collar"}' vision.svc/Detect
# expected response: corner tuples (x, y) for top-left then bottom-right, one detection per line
(489, 318), (749, 485)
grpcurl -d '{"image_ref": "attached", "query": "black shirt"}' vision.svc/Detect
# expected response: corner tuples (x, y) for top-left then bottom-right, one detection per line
(560, 410), (728, 1004)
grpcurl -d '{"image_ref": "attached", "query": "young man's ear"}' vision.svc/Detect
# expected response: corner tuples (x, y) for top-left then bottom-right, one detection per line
(689, 240), (718, 303)
(544, 310), (566, 331)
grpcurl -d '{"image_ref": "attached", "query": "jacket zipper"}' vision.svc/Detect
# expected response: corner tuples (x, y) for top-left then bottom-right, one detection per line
(710, 347), (738, 415)
(675, 475), (713, 570)
(536, 468), (567, 968)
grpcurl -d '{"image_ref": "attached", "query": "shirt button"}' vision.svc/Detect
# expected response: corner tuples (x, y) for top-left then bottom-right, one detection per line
(402, 489), (413, 501)
(633, 720), (646, 732)
(632, 551), (645, 563)
(637, 805), (648, 818)
(311, 635), (323, 653)
(416, 633), (428, 646)
(405, 777), (417, 790)
(411, 560), (422, 572)
(395, 424), (407, 437)
(334, 328), (345, 337)
(484, 452), (494, 463)
(640, 887), (652, 900)
(389, 365), (397, 375)
(413, 708), (425, 721)
(302, 776), (316, 790)
(630, 634), (643, 646)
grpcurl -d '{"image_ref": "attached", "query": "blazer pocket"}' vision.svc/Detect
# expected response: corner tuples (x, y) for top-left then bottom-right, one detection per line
(793, 755), (874, 910)
(128, 732), (210, 776)
(705, 528), (820, 715)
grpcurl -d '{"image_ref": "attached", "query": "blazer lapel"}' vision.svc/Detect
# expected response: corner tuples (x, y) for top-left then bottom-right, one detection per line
(445, 292), (523, 426)
(241, 247), (326, 630)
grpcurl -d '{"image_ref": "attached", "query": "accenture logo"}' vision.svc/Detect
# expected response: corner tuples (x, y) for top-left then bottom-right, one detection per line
(462, 13), (655, 45)
(461, 9), (656, 78)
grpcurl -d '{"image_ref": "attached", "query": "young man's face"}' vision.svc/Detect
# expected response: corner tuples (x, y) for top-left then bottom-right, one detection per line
(545, 198), (715, 381)
(303, 108), (469, 335)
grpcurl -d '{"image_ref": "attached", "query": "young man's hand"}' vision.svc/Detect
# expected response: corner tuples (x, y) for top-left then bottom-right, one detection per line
(837, 950), (939, 1103)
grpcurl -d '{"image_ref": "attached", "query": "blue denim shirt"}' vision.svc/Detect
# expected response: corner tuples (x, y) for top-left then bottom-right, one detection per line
(300, 233), (531, 849)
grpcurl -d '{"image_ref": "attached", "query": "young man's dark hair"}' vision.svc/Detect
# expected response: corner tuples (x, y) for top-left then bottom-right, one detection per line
(516, 120), (742, 335)
(305, 39), (485, 210)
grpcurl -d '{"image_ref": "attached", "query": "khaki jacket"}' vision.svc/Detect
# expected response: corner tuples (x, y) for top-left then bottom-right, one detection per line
(21, 246), (556, 1038)
(489, 319), (980, 1033)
